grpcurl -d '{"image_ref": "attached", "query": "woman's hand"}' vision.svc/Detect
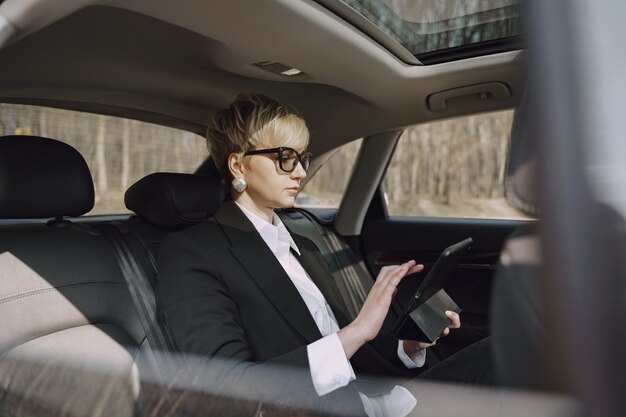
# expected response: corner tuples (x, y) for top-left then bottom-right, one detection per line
(337, 260), (423, 359)
(402, 311), (462, 355)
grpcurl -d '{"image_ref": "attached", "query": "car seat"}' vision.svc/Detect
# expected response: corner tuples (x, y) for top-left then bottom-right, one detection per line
(0, 136), (147, 417)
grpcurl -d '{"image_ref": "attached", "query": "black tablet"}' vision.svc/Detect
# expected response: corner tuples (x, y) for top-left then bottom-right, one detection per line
(392, 237), (473, 342)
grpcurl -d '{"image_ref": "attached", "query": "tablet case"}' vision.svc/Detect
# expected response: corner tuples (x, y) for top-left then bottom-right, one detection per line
(393, 288), (461, 343)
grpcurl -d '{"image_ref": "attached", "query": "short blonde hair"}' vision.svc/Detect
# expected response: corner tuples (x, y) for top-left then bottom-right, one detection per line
(206, 92), (309, 181)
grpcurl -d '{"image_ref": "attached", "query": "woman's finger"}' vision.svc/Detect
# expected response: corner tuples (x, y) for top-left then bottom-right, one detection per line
(406, 264), (424, 276)
(368, 266), (411, 305)
(383, 261), (416, 288)
(377, 262), (408, 281)
(445, 311), (461, 328)
(377, 261), (414, 283)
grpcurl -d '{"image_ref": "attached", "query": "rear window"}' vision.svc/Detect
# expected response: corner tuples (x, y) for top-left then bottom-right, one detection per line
(1, 104), (207, 215)
(296, 138), (363, 208)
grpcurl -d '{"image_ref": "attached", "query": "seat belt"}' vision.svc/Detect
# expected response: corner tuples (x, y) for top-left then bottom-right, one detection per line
(278, 209), (374, 320)
(93, 222), (174, 352)
(279, 209), (442, 366)
(93, 222), (186, 416)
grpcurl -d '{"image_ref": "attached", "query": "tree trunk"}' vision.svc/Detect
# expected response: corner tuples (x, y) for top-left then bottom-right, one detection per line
(95, 115), (108, 191)
(121, 119), (130, 191)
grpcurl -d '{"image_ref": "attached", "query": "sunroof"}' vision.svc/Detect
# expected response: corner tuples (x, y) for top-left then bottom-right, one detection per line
(336, 0), (523, 63)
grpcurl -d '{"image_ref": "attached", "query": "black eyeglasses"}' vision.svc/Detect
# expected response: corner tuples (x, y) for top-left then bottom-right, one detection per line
(244, 146), (312, 173)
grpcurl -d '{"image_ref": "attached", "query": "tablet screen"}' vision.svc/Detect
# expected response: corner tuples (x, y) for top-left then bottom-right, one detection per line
(395, 237), (473, 324)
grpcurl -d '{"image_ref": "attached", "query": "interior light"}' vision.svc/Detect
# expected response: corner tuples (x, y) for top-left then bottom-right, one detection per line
(280, 68), (302, 76)
(253, 61), (304, 77)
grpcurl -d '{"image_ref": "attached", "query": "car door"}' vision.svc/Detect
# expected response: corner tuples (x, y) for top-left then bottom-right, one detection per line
(361, 191), (529, 356)
(359, 109), (533, 357)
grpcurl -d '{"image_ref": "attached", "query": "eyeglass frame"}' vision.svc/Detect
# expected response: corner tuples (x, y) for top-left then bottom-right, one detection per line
(243, 146), (313, 173)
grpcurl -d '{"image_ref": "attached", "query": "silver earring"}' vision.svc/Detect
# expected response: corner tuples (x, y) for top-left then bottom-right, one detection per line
(232, 177), (247, 193)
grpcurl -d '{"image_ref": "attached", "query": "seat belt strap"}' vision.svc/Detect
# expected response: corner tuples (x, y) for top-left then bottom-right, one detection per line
(278, 209), (374, 319)
(94, 222), (173, 352)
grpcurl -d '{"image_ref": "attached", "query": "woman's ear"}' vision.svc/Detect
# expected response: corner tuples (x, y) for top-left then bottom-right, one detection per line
(227, 152), (245, 178)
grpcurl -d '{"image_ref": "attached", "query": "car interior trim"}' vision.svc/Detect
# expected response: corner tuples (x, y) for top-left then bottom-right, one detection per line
(335, 130), (401, 236)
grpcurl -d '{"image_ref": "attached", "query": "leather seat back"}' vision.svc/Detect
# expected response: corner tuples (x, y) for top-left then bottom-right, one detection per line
(0, 136), (146, 416)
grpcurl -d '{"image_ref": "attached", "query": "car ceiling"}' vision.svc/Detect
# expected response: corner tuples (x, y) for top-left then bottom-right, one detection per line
(0, 0), (523, 156)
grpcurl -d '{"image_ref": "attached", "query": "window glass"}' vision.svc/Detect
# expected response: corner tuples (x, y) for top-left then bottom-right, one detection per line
(295, 138), (363, 208)
(339, 0), (522, 57)
(383, 110), (529, 219)
(1, 104), (207, 215)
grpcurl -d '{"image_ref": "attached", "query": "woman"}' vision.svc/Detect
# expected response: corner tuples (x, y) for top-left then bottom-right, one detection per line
(155, 93), (481, 417)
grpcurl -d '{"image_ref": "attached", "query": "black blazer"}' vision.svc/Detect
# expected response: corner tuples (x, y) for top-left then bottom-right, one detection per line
(155, 201), (415, 412)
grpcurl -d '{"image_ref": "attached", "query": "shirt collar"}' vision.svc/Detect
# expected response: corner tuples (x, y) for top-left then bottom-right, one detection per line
(235, 202), (301, 256)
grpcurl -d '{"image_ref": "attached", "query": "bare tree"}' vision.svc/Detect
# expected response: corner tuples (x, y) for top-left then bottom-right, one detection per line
(95, 115), (108, 192)
(120, 119), (131, 191)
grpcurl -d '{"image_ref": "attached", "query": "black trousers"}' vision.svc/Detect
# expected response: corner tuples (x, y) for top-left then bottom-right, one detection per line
(417, 337), (494, 386)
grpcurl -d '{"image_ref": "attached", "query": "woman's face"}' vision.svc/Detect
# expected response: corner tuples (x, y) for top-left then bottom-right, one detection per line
(239, 134), (308, 211)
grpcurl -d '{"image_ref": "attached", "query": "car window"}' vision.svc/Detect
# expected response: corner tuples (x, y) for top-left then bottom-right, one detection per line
(337, 0), (522, 61)
(295, 138), (363, 208)
(1, 103), (207, 216)
(382, 109), (530, 219)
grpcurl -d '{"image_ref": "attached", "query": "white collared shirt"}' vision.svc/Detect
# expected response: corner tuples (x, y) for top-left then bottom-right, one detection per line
(235, 203), (422, 417)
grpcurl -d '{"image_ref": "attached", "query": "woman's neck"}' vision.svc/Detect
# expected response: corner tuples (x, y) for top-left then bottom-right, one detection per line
(234, 195), (274, 224)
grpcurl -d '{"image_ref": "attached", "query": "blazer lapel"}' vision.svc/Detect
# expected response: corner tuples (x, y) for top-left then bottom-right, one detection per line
(214, 201), (322, 343)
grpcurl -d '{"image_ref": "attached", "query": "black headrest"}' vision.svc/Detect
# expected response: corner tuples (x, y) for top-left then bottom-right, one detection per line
(125, 173), (224, 231)
(0, 136), (95, 218)
(505, 89), (540, 217)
